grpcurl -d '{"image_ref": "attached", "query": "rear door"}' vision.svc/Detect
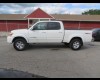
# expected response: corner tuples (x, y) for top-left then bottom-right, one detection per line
(46, 22), (64, 43)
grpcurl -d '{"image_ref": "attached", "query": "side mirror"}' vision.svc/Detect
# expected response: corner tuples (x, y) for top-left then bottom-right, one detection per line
(32, 27), (37, 30)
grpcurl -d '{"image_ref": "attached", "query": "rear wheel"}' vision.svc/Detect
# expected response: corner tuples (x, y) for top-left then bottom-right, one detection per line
(13, 39), (27, 51)
(69, 39), (83, 50)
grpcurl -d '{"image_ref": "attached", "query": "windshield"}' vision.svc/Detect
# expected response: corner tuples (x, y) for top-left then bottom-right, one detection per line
(28, 22), (39, 30)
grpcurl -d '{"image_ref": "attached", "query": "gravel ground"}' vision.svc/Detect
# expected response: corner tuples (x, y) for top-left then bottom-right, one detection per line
(0, 37), (100, 78)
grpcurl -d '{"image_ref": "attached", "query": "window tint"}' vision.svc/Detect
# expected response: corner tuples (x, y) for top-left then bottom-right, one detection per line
(33, 22), (47, 30)
(98, 30), (100, 35)
(47, 22), (60, 30)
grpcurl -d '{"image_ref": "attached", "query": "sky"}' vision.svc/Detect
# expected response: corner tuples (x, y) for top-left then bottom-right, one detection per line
(0, 3), (100, 14)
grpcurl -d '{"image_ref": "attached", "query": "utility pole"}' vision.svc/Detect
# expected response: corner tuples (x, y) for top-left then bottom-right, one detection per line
(78, 21), (81, 29)
(6, 20), (8, 32)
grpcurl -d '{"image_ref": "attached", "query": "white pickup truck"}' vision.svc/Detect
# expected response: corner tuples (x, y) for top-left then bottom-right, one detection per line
(7, 21), (92, 51)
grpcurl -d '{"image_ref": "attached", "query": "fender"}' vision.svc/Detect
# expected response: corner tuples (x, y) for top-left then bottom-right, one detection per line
(63, 34), (84, 43)
(12, 34), (29, 43)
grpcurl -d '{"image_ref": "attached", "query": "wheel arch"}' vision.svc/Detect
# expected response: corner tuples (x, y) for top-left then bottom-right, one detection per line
(70, 37), (83, 46)
(12, 37), (28, 43)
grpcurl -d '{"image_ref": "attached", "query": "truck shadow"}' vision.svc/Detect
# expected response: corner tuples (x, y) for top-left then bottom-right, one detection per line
(26, 43), (94, 51)
(27, 43), (69, 50)
(94, 40), (100, 42)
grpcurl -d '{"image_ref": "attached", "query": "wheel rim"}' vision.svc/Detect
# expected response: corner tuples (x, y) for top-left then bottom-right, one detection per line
(15, 41), (25, 50)
(73, 41), (80, 49)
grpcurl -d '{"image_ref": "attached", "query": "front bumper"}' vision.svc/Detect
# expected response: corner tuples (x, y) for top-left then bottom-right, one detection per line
(7, 36), (13, 44)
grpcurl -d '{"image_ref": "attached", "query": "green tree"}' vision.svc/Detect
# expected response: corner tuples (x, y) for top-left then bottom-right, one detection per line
(82, 9), (100, 15)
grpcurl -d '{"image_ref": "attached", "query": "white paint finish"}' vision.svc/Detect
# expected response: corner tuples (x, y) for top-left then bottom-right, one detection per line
(28, 30), (47, 43)
(7, 36), (14, 43)
(7, 29), (29, 43)
(46, 30), (64, 43)
(7, 21), (92, 45)
(63, 30), (92, 43)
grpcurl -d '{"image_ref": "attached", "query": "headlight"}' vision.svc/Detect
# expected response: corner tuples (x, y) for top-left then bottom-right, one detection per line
(8, 32), (13, 36)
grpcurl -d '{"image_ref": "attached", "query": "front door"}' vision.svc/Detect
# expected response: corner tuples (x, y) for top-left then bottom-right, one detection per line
(28, 22), (47, 43)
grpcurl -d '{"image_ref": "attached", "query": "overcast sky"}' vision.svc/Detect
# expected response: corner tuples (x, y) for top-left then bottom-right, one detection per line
(0, 3), (100, 14)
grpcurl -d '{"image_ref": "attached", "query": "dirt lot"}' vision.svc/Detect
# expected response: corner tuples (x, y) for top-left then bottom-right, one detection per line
(0, 37), (100, 78)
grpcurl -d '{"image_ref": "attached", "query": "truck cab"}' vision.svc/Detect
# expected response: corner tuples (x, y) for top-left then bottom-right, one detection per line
(28, 21), (64, 43)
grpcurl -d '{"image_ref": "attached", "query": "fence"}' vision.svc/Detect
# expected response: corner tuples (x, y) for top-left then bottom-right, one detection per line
(0, 23), (28, 32)
(0, 23), (28, 37)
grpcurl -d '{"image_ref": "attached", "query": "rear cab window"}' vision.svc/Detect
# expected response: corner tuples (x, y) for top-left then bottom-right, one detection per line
(98, 30), (100, 35)
(47, 22), (61, 30)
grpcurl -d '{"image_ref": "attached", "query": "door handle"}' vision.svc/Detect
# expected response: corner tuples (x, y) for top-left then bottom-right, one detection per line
(59, 32), (62, 33)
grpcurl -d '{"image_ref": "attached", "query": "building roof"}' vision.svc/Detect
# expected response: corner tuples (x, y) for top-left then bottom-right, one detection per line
(0, 14), (100, 21)
(51, 14), (100, 21)
(25, 8), (54, 19)
(0, 14), (27, 20)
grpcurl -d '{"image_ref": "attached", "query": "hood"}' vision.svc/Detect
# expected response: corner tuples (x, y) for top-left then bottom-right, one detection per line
(11, 29), (28, 34)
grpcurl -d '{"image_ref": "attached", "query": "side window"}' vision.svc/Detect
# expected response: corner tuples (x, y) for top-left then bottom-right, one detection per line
(98, 30), (100, 35)
(47, 22), (60, 30)
(33, 22), (47, 30)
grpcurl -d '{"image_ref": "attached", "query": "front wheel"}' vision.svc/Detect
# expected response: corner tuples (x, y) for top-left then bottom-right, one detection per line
(69, 39), (83, 50)
(13, 39), (27, 51)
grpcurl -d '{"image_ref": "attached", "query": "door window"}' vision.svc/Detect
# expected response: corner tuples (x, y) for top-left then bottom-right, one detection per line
(98, 30), (100, 35)
(33, 22), (47, 30)
(47, 22), (60, 30)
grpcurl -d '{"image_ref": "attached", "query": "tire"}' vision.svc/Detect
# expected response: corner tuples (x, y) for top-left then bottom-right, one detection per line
(13, 39), (27, 51)
(69, 39), (83, 50)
